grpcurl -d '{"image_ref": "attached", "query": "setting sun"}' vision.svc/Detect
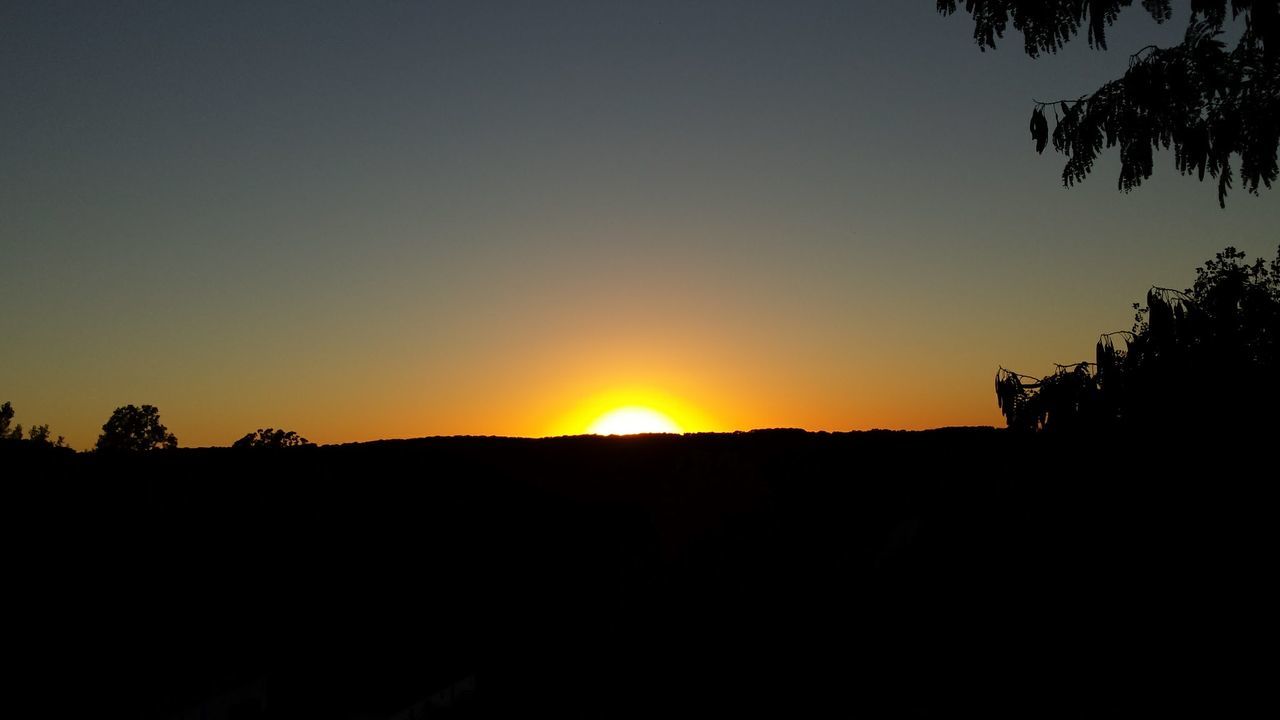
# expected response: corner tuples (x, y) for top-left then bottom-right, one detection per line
(545, 386), (716, 437)
(587, 406), (683, 435)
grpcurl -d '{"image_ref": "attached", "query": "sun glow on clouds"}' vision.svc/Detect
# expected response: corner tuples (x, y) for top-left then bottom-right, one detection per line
(587, 406), (683, 435)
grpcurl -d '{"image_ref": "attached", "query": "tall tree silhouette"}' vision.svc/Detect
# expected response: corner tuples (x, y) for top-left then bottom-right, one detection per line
(940, 1), (1279, 206)
(997, 245), (1280, 431)
(96, 404), (178, 452)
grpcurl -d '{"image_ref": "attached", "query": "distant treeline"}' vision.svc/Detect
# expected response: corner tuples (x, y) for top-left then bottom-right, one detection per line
(0, 400), (312, 453)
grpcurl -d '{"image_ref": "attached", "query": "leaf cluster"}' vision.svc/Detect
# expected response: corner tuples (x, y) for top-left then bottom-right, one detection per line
(996, 363), (1102, 431)
(943, 1), (1279, 205)
(938, 0), (1173, 56)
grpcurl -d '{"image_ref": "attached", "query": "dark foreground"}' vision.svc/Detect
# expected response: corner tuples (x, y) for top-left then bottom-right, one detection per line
(9, 428), (1268, 717)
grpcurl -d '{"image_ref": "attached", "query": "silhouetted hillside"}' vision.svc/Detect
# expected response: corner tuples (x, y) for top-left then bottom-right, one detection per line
(9, 428), (1267, 717)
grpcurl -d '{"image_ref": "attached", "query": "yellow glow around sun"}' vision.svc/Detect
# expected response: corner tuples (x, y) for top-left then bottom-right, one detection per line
(587, 406), (683, 435)
(546, 387), (713, 437)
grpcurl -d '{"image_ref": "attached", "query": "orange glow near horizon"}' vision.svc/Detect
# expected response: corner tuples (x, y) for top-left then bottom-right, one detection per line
(547, 387), (718, 437)
(587, 406), (682, 435)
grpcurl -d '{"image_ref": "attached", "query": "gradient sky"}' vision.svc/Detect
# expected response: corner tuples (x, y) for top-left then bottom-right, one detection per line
(3, 1), (1276, 448)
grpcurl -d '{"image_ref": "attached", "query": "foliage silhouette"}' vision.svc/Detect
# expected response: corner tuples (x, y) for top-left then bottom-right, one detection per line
(997, 244), (1280, 431)
(995, 362), (1103, 432)
(232, 428), (313, 449)
(27, 424), (49, 444)
(0, 401), (69, 448)
(95, 404), (177, 452)
(939, 1), (1279, 206)
(25, 424), (68, 448)
(0, 401), (14, 440)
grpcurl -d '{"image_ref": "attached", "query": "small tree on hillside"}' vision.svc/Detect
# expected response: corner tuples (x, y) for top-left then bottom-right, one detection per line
(232, 428), (313, 449)
(96, 405), (178, 452)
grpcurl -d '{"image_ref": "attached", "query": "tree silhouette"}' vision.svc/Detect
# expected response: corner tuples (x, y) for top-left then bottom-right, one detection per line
(96, 404), (178, 452)
(0, 402), (15, 440)
(997, 244), (1280, 431)
(0, 401), (69, 448)
(25, 424), (66, 448)
(232, 428), (313, 449)
(939, 1), (1279, 206)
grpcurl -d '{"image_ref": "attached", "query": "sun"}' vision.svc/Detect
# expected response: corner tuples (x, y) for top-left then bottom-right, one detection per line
(587, 406), (683, 435)
(547, 387), (712, 437)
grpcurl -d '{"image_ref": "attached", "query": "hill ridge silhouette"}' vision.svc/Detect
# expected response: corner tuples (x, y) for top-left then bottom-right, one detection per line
(10, 426), (1266, 717)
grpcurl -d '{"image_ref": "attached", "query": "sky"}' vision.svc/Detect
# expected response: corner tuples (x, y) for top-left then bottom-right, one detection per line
(2, 1), (1276, 448)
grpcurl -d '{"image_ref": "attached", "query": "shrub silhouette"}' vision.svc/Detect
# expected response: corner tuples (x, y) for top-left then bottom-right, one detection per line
(96, 404), (178, 452)
(232, 428), (313, 449)
(997, 245), (1280, 432)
